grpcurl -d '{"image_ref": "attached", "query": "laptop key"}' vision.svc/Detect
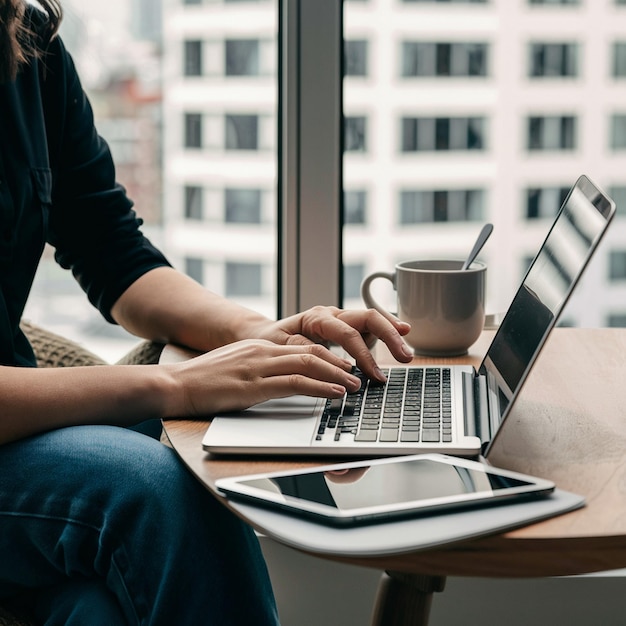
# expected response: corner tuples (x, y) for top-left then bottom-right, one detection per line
(422, 430), (440, 442)
(354, 430), (378, 442)
(379, 428), (398, 442)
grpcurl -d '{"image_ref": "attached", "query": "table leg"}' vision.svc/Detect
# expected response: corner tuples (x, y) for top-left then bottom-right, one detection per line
(369, 571), (447, 626)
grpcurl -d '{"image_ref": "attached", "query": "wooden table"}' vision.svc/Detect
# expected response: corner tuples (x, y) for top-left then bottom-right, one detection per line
(162, 328), (626, 625)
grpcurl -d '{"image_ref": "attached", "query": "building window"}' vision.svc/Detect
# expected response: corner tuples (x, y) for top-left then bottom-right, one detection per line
(607, 313), (626, 327)
(185, 257), (204, 284)
(184, 186), (203, 220)
(343, 263), (365, 300)
(225, 114), (258, 150)
(401, 42), (488, 77)
(527, 116), (575, 150)
(399, 189), (485, 223)
(528, 0), (579, 5)
(344, 40), (368, 77)
(609, 250), (626, 280)
(401, 117), (485, 152)
(402, 0), (487, 3)
(225, 39), (260, 76)
(344, 116), (367, 152)
(609, 185), (626, 210)
(611, 114), (626, 150)
(525, 186), (570, 219)
(225, 262), (263, 297)
(184, 40), (203, 76)
(344, 190), (367, 224)
(529, 43), (577, 77)
(224, 188), (262, 223)
(613, 43), (626, 77)
(184, 113), (203, 148)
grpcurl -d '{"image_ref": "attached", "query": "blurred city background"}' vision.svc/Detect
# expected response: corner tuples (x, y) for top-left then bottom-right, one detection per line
(24, 0), (626, 362)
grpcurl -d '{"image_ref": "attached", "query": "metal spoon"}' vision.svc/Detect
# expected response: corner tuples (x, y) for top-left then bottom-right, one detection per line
(462, 223), (493, 270)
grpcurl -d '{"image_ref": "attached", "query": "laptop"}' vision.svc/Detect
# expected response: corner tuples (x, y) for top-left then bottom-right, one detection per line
(202, 175), (616, 458)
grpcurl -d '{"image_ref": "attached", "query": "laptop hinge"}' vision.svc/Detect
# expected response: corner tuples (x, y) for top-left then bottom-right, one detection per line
(463, 372), (490, 445)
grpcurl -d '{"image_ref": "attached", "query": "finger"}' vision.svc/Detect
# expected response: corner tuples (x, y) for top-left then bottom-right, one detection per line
(260, 350), (361, 392)
(305, 312), (412, 381)
(337, 310), (414, 364)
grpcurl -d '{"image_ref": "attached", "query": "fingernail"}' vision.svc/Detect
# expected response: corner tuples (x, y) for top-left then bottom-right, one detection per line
(374, 367), (386, 382)
(402, 344), (414, 358)
(331, 384), (346, 396)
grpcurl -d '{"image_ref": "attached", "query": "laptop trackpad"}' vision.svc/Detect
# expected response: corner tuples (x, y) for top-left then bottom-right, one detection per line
(203, 395), (322, 449)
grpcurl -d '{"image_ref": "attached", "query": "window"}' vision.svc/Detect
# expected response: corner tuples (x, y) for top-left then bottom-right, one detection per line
(609, 250), (626, 280)
(343, 263), (365, 300)
(225, 39), (260, 76)
(525, 186), (570, 219)
(402, 0), (487, 3)
(225, 114), (258, 150)
(344, 190), (367, 224)
(345, 40), (368, 77)
(225, 262), (263, 296)
(399, 189), (485, 223)
(185, 257), (204, 284)
(609, 185), (626, 210)
(528, 0), (579, 5)
(344, 116), (367, 152)
(611, 115), (626, 150)
(613, 43), (626, 77)
(401, 42), (488, 77)
(527, 116), (576, 150)
(184, 40), (203, 76)
(607, 313), (626, 327)
(529, 43), (577, 77)
(401, 117), (485, 151)
(184, 186), (203, 220)
(184, 113), (203, 148)
(224, 188), (262, 223)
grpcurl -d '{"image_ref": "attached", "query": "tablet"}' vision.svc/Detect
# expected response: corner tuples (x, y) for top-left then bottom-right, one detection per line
(215, 453), (555, 527)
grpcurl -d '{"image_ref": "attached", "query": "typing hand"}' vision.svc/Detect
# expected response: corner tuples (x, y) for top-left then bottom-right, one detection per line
(247, 306), (413, 383)
(164, 339), (362, 418)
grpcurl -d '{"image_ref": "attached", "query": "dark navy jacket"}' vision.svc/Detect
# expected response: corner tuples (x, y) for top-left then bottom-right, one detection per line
(0, 10), (170, 366)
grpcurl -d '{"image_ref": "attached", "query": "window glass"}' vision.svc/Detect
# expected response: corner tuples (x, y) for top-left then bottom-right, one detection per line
(529, 43), (577, 77)
(345, 40), (368, 77)
(184, 40), (203, 76)
(24, 0), (278, 361)
(225, 39), (260, 76)
(225, 262), (263, 296)
(342, 0), (622, 326)
(224, 189), (262, 223)
(185, 186), (204, 220)
(609, 251), (626, 280)
(344, 191), (367, 224)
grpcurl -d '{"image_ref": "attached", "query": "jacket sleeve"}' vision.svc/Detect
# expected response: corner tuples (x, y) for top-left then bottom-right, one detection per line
(40, 35), (171, 323)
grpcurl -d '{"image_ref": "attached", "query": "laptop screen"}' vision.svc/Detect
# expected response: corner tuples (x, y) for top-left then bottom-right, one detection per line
(480, 175), (615, 439)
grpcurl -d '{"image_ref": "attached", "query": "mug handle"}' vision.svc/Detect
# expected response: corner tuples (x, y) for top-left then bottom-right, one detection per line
(360, 271), (396, 316)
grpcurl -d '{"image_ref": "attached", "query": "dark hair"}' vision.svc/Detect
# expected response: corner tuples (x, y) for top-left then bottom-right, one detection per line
(0, 0), (63, 83)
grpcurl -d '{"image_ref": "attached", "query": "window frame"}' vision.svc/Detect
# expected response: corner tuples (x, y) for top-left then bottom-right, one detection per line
(279, 0), (342, 315)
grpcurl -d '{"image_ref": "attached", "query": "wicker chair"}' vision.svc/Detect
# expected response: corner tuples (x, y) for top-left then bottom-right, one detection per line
(0, 321), (165, 626)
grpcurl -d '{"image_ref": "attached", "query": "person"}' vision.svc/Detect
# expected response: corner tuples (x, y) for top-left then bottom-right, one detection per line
(0, 1), (413, 624)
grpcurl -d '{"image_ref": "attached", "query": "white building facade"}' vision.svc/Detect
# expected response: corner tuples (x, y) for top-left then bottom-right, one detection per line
(162, 0), (626, 325)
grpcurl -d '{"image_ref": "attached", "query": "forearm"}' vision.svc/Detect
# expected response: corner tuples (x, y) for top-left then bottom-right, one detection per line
(0, 364), (179, 445)
(110, 267), (271, 352)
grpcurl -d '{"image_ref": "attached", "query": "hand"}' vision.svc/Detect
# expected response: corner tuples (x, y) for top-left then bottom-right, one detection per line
(165, 339), (362, 418)
(248, 306), (413, 382)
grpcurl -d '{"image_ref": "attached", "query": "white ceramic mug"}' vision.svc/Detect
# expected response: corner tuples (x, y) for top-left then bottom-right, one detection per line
(361, 259), (486, 356)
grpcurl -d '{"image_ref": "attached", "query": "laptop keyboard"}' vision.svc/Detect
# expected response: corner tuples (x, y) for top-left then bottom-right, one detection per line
(316, 367), (452, 444)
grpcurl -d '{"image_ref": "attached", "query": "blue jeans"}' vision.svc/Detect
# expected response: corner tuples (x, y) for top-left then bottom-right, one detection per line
(0, 423), (279, 625)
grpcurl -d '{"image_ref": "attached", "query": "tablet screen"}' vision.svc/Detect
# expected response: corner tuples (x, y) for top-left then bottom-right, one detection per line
(219, 455), (553, 524)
